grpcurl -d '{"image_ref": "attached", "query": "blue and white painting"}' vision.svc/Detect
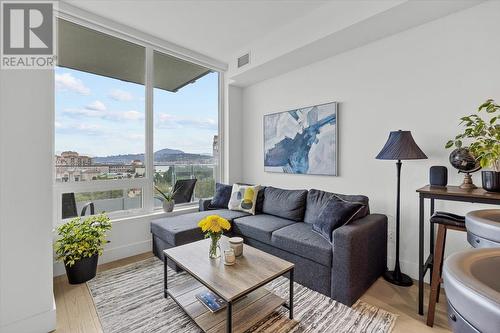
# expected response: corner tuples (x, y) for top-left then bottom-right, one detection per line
(264, 102), (337, 175)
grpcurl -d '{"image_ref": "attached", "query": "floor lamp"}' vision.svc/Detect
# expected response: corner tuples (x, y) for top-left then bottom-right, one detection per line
(376, 130), (427, 286)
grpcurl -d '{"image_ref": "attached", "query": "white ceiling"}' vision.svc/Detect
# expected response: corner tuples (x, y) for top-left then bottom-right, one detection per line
(64, 0), (327, 63)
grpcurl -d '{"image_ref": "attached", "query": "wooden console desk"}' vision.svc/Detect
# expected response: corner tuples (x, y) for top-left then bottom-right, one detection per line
(416, 185), (500, 315)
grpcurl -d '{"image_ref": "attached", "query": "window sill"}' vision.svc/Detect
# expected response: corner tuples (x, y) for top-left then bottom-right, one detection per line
(110, 203), (199, 224)
(53, 203), (199, 227)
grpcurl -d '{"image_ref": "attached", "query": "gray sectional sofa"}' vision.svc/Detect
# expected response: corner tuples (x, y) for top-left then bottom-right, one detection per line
(151, 186), (387, 306)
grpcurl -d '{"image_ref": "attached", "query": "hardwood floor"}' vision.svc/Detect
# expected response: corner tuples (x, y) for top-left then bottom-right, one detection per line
(53, 252), (451, 333)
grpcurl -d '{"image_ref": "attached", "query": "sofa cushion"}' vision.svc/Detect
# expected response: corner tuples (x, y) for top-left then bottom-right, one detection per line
(304, 189), (369, 224)
(151, 209), (249, 245)
(209, 183), (232, 209)
(312, 196), (365, 242)
(233, 214), (295, 244)
(271, 223), (332, 267)
(262, 187), (308, 221)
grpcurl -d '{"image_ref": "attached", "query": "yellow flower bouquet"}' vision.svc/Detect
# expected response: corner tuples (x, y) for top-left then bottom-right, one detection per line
(198, 215), (231, 259)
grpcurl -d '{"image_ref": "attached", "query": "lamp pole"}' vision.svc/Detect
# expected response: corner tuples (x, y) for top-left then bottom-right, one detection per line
(384, 159), (412, 286)
(394, 160), (402, 281)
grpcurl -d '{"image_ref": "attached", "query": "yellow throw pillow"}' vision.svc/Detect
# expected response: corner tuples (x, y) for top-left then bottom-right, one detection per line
(228, 184), (261, 215)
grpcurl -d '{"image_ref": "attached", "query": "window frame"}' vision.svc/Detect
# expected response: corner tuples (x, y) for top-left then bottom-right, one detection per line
(53, 8), (225, 223)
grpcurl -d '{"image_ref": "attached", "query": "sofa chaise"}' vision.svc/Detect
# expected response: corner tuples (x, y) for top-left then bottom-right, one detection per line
(151, 186), (387, 306)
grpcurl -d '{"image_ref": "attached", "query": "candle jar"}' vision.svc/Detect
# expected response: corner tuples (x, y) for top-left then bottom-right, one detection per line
(224, 248), (236, 266)
(229, 237), (244, 257)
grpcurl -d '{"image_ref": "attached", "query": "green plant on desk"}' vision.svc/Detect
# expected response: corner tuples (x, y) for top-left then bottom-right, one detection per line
(446, 99), (500, 171)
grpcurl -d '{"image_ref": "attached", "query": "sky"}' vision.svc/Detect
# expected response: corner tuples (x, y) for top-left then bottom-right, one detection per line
(55, 67), (218, 157)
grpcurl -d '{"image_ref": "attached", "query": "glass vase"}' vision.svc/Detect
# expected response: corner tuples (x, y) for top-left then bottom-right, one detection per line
(209, 235), (221, 259)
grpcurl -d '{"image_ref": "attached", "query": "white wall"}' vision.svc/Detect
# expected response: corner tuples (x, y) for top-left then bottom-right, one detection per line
(224, 83), (244, 184)
(238, 1), (500, 279)
(0, 70), (56, 332)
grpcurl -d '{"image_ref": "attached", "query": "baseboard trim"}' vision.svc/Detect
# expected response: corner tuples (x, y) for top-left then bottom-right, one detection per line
(53, 239), (152, 277)
(1, 306), (56, 333)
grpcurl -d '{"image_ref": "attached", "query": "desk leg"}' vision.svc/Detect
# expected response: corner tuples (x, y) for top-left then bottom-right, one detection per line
(227, 302), (232, 333)
(429, 198), (435, 285)
(418, 195), (424, 315)
(164, 257), (168, 299)
(289, 268), (294, 319)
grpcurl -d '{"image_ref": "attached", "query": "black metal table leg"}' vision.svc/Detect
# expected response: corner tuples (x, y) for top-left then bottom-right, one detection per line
(164, 258), (168, 298)
(430, 199), (435, 250)
(429, 198), (435, 286)
(418, 195), (424, 315)
(289, 268), (294, 319)
(227, 301), (232, 332)
(429, 200), (434, 285)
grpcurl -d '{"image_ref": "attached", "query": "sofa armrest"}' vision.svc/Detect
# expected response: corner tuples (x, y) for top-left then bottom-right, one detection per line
(199, 199), (212, 211)
(331, 214), (387, 306)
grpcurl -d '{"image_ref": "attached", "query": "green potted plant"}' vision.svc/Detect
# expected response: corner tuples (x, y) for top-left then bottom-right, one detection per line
(446, 99), (500, 192)
(155, 185), (177, 212)
(55, 214), (112, 284)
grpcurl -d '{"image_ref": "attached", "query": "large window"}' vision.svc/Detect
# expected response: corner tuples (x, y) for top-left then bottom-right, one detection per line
(153, 51), (219, 207)
(54, 19), (220, 220)
(55, 67), (146, 183)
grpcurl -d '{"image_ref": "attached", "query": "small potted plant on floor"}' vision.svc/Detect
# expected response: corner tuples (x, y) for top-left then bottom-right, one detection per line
(155, 185), (177, 212)
(55, 214), (112, 284)
(446, 99), (500, 192)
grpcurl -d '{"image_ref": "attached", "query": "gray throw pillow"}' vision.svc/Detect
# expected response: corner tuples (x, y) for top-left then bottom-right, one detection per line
(209, 183), (232, 209)
(304, 189), (369, 224)
(312, 196), (365, 243)
(262, 187), (308, 221)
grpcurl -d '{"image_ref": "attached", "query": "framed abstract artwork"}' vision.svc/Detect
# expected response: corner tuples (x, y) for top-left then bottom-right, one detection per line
(264, 102), (338, 176)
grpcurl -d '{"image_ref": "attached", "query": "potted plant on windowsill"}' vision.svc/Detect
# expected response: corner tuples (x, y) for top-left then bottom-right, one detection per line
(55, 214), (112, 284)
(446, 99), (500, 192)
(155, 185), (177, 212)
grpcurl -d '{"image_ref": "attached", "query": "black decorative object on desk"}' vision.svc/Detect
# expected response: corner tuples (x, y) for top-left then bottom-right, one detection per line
(376, 130), (427, 287)
(430, 166), (448, 187)
(482, 171), (500, 192)
(449, 148), (481, 189)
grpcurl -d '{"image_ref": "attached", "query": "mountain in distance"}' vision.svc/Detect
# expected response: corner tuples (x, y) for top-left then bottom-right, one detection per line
(154, 148), (213, 163)
(93, 148), (212, 164)
(93, 153), (144, 164)
(154, 148), (185, 160)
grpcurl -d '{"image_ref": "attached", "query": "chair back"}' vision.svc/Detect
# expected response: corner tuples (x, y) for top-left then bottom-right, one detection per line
(61, 193), (95, 219)
(172, 179), (197, 204)
(61, 193), (78, 219)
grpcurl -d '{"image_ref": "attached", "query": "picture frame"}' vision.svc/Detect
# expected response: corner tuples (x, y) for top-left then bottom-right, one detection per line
(263, 102), (338, 176)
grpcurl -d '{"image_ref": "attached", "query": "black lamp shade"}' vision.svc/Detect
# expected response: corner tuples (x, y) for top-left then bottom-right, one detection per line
(376, 130), (427, 160)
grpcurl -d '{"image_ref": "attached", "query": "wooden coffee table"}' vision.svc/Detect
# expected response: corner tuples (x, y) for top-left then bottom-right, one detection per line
(163, 236), (295, 333)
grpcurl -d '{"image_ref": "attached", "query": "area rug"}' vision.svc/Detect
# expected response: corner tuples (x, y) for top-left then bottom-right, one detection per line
(87, 257), (397, 333)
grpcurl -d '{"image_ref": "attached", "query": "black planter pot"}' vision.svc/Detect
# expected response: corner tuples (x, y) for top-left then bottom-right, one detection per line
(64, 254), (98, 284)
(482, 171), (500, 193)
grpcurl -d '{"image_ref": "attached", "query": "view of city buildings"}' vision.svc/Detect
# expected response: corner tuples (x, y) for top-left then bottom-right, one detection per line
(55, 134), (218, 184)
(57, 147), (218, 212)
(56, 151), (146, 182)
(56, 134), (219, 204)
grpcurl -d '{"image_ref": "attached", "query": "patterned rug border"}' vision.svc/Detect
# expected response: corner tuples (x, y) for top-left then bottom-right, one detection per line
(87, 256), (398, 333)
